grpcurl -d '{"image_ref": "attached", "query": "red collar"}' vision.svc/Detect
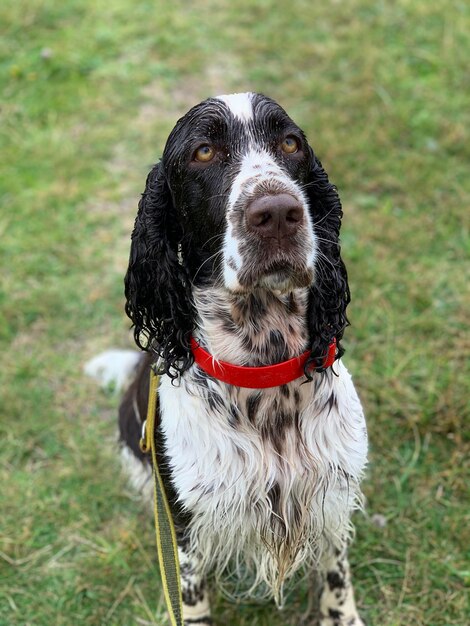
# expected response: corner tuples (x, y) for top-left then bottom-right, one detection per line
(190, 337), (337, 389)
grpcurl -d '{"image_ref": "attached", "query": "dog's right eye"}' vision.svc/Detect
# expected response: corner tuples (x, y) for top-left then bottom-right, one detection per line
(194, 144), (215, 163)
(281, 136), (299, 154)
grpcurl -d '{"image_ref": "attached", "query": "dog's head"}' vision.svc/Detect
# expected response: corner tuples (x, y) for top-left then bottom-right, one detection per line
(125, 93), (350, 376)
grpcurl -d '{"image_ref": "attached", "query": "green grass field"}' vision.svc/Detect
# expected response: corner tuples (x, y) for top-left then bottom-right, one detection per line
(1, 1), (469, 624)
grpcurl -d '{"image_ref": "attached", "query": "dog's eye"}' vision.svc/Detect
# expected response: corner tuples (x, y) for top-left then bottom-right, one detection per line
(281, 136), (299, 154)
(194, 144), (215, 163)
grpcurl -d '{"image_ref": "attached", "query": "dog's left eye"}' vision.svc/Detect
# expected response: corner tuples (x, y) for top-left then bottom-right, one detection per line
(194, 144), (216, 163)
(281, 136), (299, 154)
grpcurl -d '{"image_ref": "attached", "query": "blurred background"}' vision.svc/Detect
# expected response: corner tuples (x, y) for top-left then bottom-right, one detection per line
(1, 1), (468, 624)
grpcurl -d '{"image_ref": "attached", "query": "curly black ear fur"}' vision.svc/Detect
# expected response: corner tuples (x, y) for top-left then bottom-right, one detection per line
(124, 162), (194, 378)
(304, 152), (350, 373)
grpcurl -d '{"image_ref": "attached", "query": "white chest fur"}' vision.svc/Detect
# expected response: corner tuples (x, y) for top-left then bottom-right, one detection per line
(158, 360), (367, 599)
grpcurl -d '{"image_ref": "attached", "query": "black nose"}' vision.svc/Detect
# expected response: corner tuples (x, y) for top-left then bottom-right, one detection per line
(246, 194), (304, 239)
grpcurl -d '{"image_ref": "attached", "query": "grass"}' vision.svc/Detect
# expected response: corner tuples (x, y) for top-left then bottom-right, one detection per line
(1, 0), (469, 624)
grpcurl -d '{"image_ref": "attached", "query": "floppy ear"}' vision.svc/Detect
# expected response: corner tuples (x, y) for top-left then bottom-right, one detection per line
(304, 152), (350, 371)
(124, 162), (194, 378)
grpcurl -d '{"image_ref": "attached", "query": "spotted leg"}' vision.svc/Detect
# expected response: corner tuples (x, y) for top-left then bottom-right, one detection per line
(318, 545), (364, 626)
(177, 538), (212, 626)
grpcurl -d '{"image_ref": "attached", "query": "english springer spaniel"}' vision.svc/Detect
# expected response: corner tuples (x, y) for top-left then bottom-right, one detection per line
(119, 92), (367, 626)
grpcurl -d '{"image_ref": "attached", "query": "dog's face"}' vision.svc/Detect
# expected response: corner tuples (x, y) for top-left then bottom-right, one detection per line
(125, 92), (349, 375)
(162, 93), (316, 293)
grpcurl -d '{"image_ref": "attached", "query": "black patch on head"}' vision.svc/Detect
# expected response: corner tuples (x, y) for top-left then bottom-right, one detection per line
(250, 93), (310, 171)
(280, 384), (290, 398)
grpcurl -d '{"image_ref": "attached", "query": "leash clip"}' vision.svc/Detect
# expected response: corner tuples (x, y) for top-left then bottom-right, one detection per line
(139, 419), (149, 454)
(151, 356), (165, 375)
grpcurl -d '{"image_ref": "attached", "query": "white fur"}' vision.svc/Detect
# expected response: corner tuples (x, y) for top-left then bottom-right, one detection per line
(222, 148), (317, 292)
(178, 547), (212, 620)
(217, 92), (254, 122)
(113, 93), (367, 618)
(158, 358), (367, 603)
(227, 148), (303, 209)
(84, 349), (141, 392)
(181, 600), (211, 622)
(319, 549), (363, 625)
(222, 222), (244, 290)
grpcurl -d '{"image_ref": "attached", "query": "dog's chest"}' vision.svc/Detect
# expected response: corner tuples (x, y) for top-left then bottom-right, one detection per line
(158, 364), (367, 522)
(161, 379), (296, 502)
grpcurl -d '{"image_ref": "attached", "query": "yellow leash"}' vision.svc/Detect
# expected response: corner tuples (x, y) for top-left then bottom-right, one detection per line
(140, 367), (184, 626)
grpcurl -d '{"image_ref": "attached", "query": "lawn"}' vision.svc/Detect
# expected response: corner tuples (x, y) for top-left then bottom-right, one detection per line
(1, 0), (469, 624)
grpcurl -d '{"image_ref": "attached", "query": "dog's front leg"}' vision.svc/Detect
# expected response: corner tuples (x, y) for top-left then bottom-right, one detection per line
(177, 535), (212, 625)
(318, 544), (364, 626)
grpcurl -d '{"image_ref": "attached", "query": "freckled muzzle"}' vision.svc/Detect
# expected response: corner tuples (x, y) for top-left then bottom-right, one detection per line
(223, 172), (316, 293)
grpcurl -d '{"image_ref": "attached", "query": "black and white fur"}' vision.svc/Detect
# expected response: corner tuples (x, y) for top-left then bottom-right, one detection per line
(118, 93), (368, 625)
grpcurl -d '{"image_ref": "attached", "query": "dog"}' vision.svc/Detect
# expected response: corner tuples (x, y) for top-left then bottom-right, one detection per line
(118, 92), (368, 626)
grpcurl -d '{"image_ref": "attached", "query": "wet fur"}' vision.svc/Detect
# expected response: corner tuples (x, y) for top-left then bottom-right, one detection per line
(119, 93), (367, 624)
(124, 93), (350, 379)
(157, 286), (366, 604)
